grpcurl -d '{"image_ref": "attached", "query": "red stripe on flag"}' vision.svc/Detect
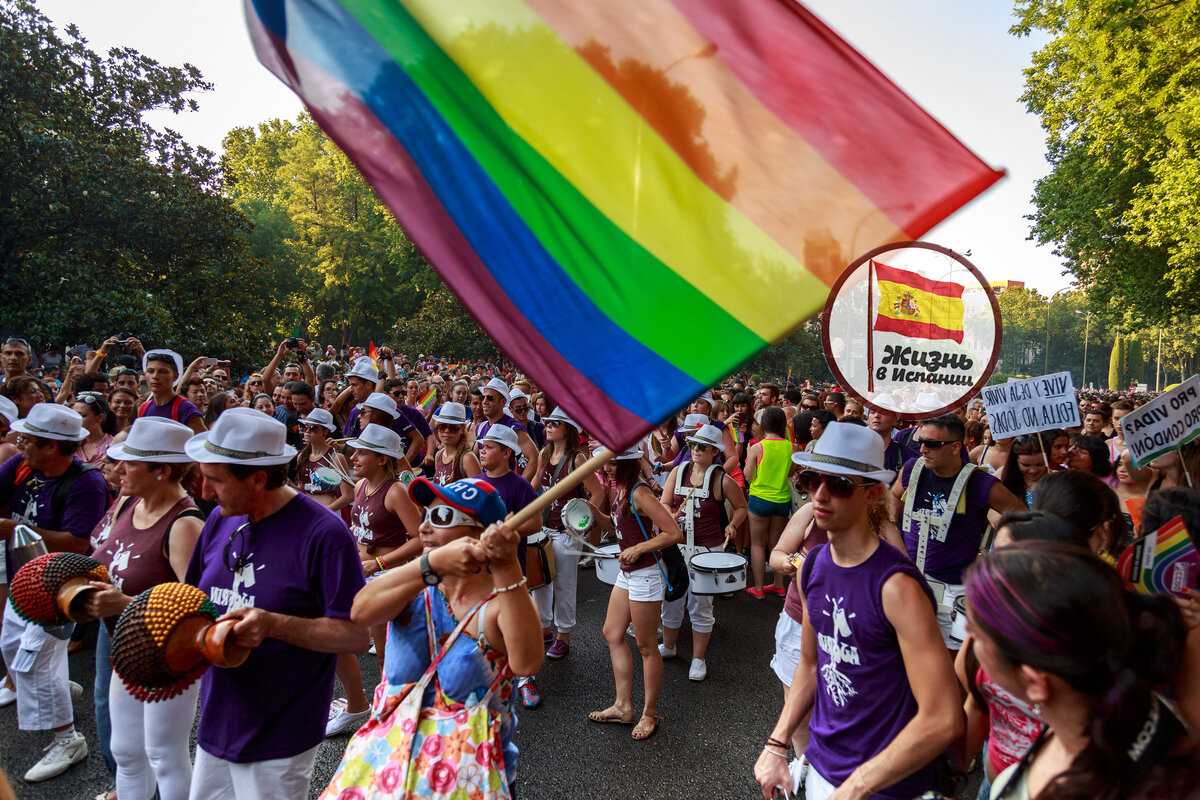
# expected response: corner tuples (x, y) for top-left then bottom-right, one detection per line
(873, 261), (964, 298)
(873, 314), (964, 344)
(669, 0), (1004, 238)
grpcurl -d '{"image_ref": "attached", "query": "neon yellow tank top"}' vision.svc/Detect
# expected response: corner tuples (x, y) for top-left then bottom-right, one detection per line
(749, 438), (793, 503)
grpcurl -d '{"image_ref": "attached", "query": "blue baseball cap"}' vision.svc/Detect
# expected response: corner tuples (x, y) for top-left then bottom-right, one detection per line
(408, 476), (507, 526)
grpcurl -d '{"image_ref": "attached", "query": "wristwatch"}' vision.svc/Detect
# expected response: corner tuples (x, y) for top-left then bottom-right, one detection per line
(420, 552), (441, 586)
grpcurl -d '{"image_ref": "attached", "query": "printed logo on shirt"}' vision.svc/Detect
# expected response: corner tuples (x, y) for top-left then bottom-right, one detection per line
(107, 540), (138, 592)
(817, 595), (860, 707)
(352, 506), (373, 544)
(924, 490), (950, 517)
(210, 554), (261, 610)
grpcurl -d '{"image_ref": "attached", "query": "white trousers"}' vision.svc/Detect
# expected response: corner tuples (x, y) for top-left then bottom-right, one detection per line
(110, 671), (200, 800)
(660, 587), (715, 634)
(188, 744), (319, 800)
(0, 599), (72, 730)
(533, 529), (580, 633)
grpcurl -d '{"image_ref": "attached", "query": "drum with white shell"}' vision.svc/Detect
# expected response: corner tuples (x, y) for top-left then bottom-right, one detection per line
(560, 497), (593, 535)
(594, 543), (621, 586)
(688, 551), (748, 595)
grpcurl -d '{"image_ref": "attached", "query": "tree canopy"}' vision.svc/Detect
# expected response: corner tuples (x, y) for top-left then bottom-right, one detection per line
(1014, 0), (1200, 321)
(0, 0), (277, 367)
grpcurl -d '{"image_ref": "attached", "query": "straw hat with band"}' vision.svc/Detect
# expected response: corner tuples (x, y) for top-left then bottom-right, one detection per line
(345, 358), (380, 383)
(685, 424), (724, 450)
(0, 395), (18, 426)
(431, 402), (469, 426)
(360, 392), (400, 420)
(478, 424), (519, 454)
(11, 404), (88, 442)
(107, 418), (194, 463)
(345, 423), (406, 460)
(298, 408), (337, 431)
(184, 407), (297, 466)
(791, 421), (895, 484)
(542, 406), (578, 429)
(482, 378), (510, 403)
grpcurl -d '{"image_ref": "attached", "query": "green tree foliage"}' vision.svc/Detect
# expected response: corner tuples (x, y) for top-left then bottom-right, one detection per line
(1109, 336), (1126, 390)
(1014, 0), (1200, 320)
(0, 0), (276, 367)
(391, 287), (500, 362)
(1126, 337), (1144, 385)
(221, 116), (432, 347)
(744, 321), (831, 388)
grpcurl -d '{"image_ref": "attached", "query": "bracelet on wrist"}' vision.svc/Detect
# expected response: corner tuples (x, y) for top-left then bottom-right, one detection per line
(493, 576), (527, 594)
(854, 767), (873, 796)
(375, 556), (387, 572)
(766, 736), (788, 749)
(762, 746), (788, 760)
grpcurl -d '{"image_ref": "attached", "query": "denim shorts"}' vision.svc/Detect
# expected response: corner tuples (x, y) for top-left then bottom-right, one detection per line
(748, 495), (792, 518)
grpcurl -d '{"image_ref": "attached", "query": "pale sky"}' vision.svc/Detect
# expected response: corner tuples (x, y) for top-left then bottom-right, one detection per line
(34, 0), (1071, 294)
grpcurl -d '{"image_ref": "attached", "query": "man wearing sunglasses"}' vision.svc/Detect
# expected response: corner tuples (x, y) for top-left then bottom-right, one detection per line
(890, 413), (1024, 651)
(183, 409), (368, 798)
(0, 404), (110, 782)
(755, 422), (959, 800)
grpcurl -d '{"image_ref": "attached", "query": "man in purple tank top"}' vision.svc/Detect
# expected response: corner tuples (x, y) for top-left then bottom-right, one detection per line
(755, 422), (961, 800)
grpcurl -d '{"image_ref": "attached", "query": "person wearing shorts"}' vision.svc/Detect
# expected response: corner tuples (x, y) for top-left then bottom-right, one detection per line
(587, 448), (683, 742)
(744, 407), (794, 599)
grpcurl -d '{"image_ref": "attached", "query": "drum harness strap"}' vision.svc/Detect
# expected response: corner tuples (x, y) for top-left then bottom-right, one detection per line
(674, 462), (719, 561)
(902, 457), (976, 613)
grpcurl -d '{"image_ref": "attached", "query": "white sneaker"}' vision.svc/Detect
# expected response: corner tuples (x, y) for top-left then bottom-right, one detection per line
(688, 658), (707, 681)
(325, 707), (370, 737)
(69, 681), (83, 701)
(24, 733), (87, 782)
(0, 681), (15, 708)
(658, 644), (677, 658)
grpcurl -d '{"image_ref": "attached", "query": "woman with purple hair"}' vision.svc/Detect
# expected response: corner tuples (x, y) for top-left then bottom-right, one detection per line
(964, 541), (1200, 799)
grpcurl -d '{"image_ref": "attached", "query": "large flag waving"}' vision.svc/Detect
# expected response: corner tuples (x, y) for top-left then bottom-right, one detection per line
(871, 260), (966, 344)
(245, 0), (1004, 450)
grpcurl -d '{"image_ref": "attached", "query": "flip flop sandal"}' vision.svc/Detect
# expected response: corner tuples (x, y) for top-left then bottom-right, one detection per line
(631, 715), (660, 740)
(587, 708), (635, 725)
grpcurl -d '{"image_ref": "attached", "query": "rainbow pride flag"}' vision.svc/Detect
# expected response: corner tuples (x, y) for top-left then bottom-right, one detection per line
(1119, 516), (1199, 599)
(246, 0), (1003, 450)
(418, 387), (437, 412)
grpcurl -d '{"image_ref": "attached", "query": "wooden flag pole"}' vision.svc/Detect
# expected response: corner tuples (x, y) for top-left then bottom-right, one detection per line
(1037, 431), (1050, 469)
(507, 447), (617, 529)
(1182, 450), (1195, 489)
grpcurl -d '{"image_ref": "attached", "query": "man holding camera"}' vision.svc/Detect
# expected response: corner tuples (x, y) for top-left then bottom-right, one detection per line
(263, 339), (315, 398)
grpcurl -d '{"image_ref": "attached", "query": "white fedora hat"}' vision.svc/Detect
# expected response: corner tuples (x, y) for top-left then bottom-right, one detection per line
(611, 446), (644, 461)
(345, 357), (380, 383)
(482, 377), (510, 403)
(695, 391), (715, 407)
(184, 407), (297, 465)
(680, 413), (708, 431)
(912, 392), (943, 413)
(142, 349), (184, 375)
(361, 392), (400, 419)
(478, 424), (519, 453)
(0, 395), (18, 426)
(107, 418), (194, 463)
(347, 422), (406, 460)
(508, 387), (529, 402)
(11, 404), (87, 442)
(792, 421), (895, 483)
(431, 402), (469, 426)
(543, 406), (578, 428)
(686, 423), (724, 450)
(299, 408), (337, 431)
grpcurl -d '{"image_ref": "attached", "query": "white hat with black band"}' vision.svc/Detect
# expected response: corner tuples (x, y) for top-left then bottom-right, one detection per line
(791, 421), (895, 483)
(184, 407), (297, 466)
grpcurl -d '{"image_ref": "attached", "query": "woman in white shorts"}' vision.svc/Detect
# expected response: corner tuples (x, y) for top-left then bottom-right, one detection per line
(587, 447), (683, 742)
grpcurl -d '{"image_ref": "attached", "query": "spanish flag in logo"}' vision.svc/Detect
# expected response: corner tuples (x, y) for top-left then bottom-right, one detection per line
(872, 261), (965, 344)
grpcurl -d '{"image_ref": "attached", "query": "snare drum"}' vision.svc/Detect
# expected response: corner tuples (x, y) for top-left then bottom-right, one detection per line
(594, 543), (621, 586)
(688, 551), (748, 595)
(560, 498), (593, 535)
(525, 532), (557, 590)
(949, 595), (968, 644)
(312, 467), (343, 491)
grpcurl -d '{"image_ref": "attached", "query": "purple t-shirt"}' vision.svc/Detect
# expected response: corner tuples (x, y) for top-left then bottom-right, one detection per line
(0, 454), (110, 574)
(342, 405), (416, 441)
(400, 404), (433, 438)
(185, 493), (365, 762)
(899, 458), (997, 584)
(482, 470), (535, 569)
(801, 541), (937, 798)
(138, 394), (202, 425)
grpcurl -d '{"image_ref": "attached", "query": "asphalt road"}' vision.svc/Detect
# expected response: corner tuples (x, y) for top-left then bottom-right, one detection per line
(1, 568), (981, 800)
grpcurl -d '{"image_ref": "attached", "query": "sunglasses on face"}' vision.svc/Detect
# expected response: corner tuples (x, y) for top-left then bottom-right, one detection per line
(510, 405), (528, 414)
(424, 505), (482, 528)
(690, 442), (713, 452)
(914, 438), (957, 450)
(224, 522), (253, 574)
(797, 469), (874, 499)
(545, 420), (563, 428)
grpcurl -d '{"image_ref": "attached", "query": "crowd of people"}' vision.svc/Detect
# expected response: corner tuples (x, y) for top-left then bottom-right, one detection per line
(0, 332), (1198, 800)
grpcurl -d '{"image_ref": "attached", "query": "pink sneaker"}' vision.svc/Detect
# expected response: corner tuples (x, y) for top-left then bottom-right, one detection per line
(546, 639), (569, 660)
(747, 587), (766, 600)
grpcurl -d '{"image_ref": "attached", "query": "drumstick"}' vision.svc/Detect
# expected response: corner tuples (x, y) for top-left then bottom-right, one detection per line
(506, 447), (616, 529)
(564, 549), (618, 558)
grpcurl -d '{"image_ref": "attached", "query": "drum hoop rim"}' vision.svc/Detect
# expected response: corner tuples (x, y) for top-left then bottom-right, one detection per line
(688, 553), (747, 573)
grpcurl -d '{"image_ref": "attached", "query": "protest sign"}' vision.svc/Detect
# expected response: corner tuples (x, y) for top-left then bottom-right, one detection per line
(823, 242), (1002, 419)
(979, 371), (1080, 439)
(1122, 375), (1200, 469)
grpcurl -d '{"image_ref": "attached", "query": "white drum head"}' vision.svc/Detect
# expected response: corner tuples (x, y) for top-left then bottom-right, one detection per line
(313, 467), (342, 489)
(689, 551), (747, 572)
(527, 532), (548, 545)
(561, 498), (593, 533)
